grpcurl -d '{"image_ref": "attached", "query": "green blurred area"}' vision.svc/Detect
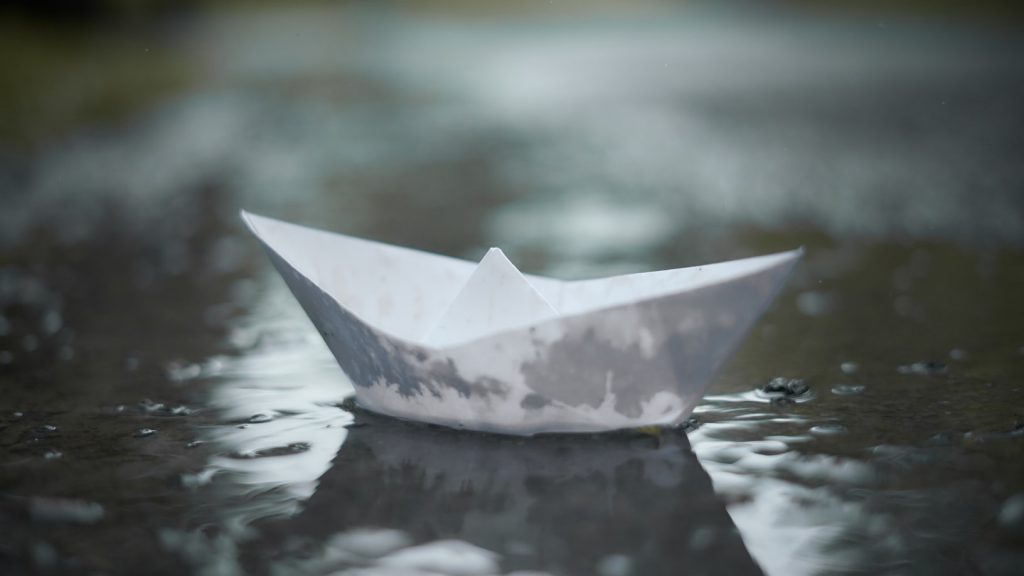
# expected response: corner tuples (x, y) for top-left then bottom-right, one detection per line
(1, 0), (1022, 149)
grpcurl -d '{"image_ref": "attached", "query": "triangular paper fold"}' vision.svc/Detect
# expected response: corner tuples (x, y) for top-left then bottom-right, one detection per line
(423, 248), (558, 347)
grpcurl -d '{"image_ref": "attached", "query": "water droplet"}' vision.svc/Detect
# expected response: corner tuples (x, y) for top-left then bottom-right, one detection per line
(831, 384), (865, 396)
(0, 350), (12, 364)
(0, 314), (10, 336)
(949, 348), (968, 361)
(840, 361), (859, 374)
(186, 440), (204, 449)
(43, 449), (63, 460)
(897, 361), (947, 376)
(124, 356), (140, 371)
(58, 346), (75, 361)
(12, 411), (24, 419)
(134, 428), (157, 438)
(248, 413), (274, 424)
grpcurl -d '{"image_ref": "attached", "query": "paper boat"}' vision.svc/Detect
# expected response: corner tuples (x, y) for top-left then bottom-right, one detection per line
(242, 211), (801, 436)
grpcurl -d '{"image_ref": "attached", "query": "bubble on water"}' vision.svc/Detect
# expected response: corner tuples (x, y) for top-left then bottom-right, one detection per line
(832, 384), (865, 396)
(376, 539), (501, 576)
(596, 553), (634, 576)
(811, 424), (848, 436)
(30, 497), (105, 524)
(43, 449), (63, 460)
(897, 361), (947, 376)
(949, 348), (968, 361)
(840, 361), (859, 374)
(248, 413), (274, 424)
(134, 428), (158, 438)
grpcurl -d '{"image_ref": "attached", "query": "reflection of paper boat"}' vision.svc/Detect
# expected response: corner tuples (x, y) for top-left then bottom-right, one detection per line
(242, 211), (801, 435)
(248, 408), (764, 576)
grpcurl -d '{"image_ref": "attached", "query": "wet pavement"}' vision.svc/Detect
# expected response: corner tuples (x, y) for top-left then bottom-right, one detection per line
(2, 4), (1024, 575)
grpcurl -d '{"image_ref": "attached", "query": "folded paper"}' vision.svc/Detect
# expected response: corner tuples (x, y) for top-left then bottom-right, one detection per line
(242, 211), (801, 435)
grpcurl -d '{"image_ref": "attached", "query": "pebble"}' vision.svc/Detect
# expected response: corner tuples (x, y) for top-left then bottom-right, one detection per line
(763, 377), (810, 397)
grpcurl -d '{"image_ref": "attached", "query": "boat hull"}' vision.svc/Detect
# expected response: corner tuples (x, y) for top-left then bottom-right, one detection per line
(247, 214), (800, 435)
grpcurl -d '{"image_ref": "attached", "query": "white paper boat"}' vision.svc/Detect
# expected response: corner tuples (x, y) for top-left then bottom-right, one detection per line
(242, 211), (801, 436)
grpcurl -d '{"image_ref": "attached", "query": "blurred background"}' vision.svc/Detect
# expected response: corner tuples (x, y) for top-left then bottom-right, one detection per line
(2, 1), (1024, 575)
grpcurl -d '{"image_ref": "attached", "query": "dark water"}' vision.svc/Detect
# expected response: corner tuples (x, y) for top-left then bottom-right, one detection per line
(3, 5), (1024, 575)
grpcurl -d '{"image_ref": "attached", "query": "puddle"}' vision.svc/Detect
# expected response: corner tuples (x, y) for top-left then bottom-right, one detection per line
(2, 3), (1024, 576)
